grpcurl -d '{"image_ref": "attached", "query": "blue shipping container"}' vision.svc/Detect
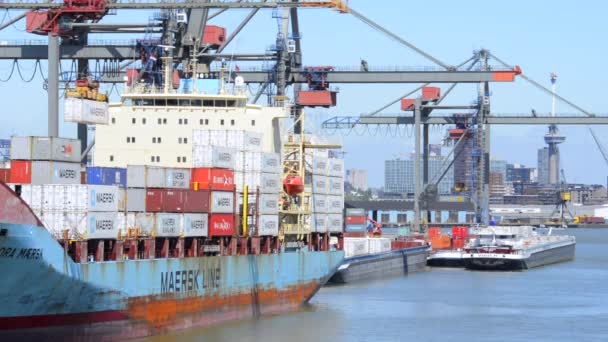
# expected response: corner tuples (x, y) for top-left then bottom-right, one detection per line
(0, 139), (10, 162)
(86, 167), (127, 188)
(345, 224), (367, 233)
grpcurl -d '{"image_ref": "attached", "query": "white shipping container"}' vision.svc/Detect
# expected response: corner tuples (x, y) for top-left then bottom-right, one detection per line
(64, 97), (110, 125)
(192, 145), (236, 169)
(234, 151), (245, 172)
(209, 191), (234, 213)
(24, 185), (42, 211)
(126, 165), (166, 188)
(311, 213), (327, 233)
(30, 161), (80, 185)
(10, 136), (81, 163)
(86, 212), (124, 240)
(234, 171), (245, 192)
(183, 213), (209, 237)
(344, 238), (370, 258)
(226, 130), (263, 152)
(328, 177), (343, 195)
(312, 195), (327, 214)
(126, 188), (146, 212)
(261, 153), (281, 174)
(155, 213), (182, 237)
(257, 215), (279, 236)
(326, 195), (344, 214)
(193, 130), (210, 146)
(326, 214), (344, 233)
(258, 193), (279, 215)
(165, 168), (191, 189)
(310, 174), (329, 195)
(260, 172), (281, 193)
(328, 159), (344, 177)
(312, 157), (329, 175)
(209, 130), (227, 146)
(126, 212), (155, 236)
(368, 238), (392, 254)
(86, 185), (124, 212)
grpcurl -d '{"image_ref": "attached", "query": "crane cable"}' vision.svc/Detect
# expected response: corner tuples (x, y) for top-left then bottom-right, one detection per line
(488, 52), (595, 117)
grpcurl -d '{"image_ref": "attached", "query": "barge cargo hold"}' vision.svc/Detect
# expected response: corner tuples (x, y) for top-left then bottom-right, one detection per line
(0, 184), (343, 340)
(328, 238), (429, 284)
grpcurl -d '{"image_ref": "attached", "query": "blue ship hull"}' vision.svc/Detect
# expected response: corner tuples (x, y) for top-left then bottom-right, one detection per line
(0, 222), (343, 340)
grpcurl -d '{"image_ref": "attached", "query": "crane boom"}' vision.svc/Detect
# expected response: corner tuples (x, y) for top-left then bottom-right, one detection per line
(588, 127), (608, 166)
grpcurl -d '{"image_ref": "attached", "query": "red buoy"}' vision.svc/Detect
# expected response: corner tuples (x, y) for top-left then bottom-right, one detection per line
(283, 175), (304, 196)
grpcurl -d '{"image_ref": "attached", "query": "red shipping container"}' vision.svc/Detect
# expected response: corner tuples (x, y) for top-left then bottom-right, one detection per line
(401, 99), (415, 111)
(344, 232), (366, 238)
(202, 26), (226, 47)
(452, 226), (469, 239)
(422, 86), (441, 102)
(209, 214), (235, 237)
(163, 189), (187, 213)
(145, 189), (164, 212)
(184, 190), (210, 213)
(0, 169), (10, 183)
(346, 216), (366, 225)
(10, 161), (32, 184)
(296, 90), (337, 108)
(191, 168), (235, 191)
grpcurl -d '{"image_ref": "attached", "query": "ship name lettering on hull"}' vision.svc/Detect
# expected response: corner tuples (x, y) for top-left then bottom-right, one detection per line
(160, 268), (221, 293)
(0, 247), (43, 260)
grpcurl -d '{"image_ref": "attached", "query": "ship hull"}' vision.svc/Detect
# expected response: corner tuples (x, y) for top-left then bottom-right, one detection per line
(463, 243), (575, 271)
(328, 246), (428, 284)
(427, 250), (464, 268)
(0, 222), (343, 341)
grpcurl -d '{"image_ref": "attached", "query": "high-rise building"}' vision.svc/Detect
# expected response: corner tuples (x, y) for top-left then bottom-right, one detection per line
(537, 147), (549, 184)
(385, 159), (408, 193)
(490, 160), (507, 183)
(506, 163), (535, 183)
(346, 169), (368, 191)
(384, 157), (453, 195)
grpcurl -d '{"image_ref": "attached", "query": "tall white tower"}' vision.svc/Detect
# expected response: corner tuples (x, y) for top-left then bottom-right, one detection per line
(544, 73), (565, 184)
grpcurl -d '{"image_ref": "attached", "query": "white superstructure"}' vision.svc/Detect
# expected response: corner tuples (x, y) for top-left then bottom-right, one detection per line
(94, 84), (289, 168)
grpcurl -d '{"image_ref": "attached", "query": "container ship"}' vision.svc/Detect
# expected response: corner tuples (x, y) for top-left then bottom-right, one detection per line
(0, 55), (345, 339)
(462, 226), (575, 271)
(328, 209), (429, 284)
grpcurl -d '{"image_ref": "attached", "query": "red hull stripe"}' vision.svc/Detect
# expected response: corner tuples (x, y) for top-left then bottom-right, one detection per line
(0, 311), (128, 330)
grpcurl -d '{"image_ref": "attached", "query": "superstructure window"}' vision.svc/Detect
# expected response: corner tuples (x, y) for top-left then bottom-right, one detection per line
(127, 137), (131, 143)
(179, 99), (190, 106)
(154, 99), (166, 106)
(227, 100), (236, 107)
(109, 155), (114, 162)
(167, 99), (178, 106)
(220, 119), (224, 125)
(231, 119), (235, 126)
(132, 118), (136, 124)
(158, 118), (162, 124)
(203, 100), (213, 107)
(251, 119), (255, 126)
(142, 118), (146, 124)
(205, 119), (209, 125)
(163, 118), (167, 124)
(156, 156), (160, 162)
(200, 119), (204, 125)
(132, 137), (136, 143)
(152, 137), (156, 143)
(177, 156), (181, 163)
(111, 118), (116, 124)
(182, 156), (187, 162)
(192, 100), (202, 106)
(179, 119), (183, 125)
(178, 137), (182, 144)
(151, 156), (154, 162)
(158, 137), (162, 143)
(184, 118), (188, 124)
(216, 100), (227, 107)
(183, 138), (188, 144)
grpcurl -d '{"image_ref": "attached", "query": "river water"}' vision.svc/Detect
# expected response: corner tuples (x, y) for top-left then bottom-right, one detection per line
(147, 229), (608, 342)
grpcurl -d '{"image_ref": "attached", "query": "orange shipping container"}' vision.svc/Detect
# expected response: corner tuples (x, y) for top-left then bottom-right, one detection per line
(0, 169), (10, 183)
(431, 234), (451, 250)
(428, 227), (442, 239)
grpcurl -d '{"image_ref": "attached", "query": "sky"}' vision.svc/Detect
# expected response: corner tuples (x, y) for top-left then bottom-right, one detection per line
(0, 1), (607, 187)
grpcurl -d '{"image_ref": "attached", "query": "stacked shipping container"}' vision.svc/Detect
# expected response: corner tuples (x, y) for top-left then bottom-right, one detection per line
(345, 208), (367, 233)
(193, 130), (281, 237)
(308, 148), (345, 233)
